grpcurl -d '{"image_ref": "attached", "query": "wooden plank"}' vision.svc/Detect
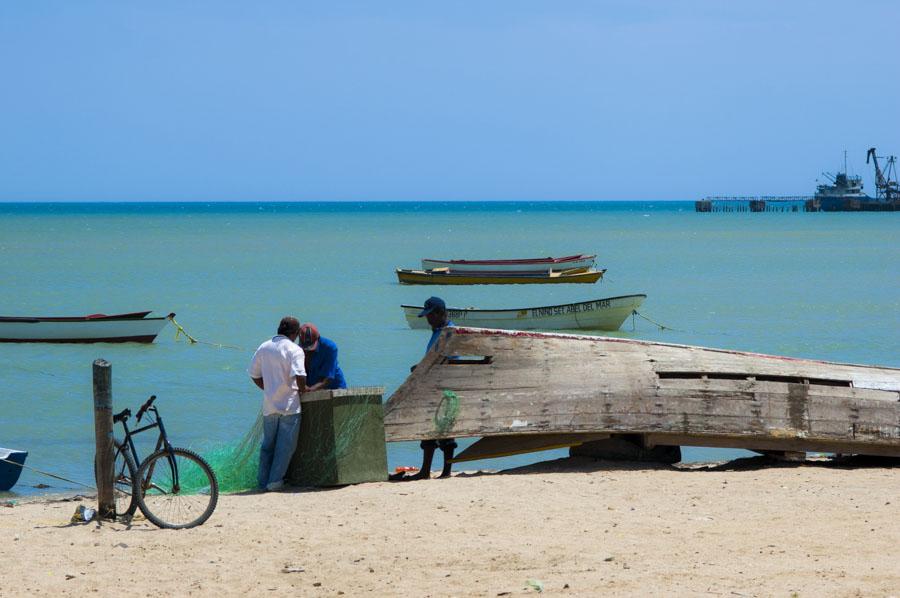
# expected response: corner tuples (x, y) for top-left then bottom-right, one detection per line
(450, 433), (609, 463)
(644, 433), (900, 458)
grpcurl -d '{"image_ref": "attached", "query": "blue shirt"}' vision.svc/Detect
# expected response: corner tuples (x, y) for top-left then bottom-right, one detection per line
(305, 337), (347, 389)
(426, 320), (455, 354)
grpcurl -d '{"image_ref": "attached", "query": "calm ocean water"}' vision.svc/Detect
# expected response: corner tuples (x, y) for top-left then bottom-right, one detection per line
(1, 201), (898, 497)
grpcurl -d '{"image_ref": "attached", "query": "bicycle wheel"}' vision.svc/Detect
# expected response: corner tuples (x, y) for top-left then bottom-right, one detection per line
(95, 440), (138, 520)
(135, 447), (219, 529)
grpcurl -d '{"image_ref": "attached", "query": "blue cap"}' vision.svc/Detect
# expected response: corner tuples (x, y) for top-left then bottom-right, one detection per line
(418, 296), (446, 317)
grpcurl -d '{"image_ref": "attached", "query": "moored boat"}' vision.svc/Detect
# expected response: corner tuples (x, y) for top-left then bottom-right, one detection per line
(396, 268), (605, 285)
(0, 448), (27, 491)
(384, 327), (900, 458)
(0, 311), (173, 343)
(421, 254), (596, 273)
(402, 294), (645, 331)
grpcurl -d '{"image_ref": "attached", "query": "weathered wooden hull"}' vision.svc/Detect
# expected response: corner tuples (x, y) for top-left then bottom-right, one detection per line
(402, 295), (645, 331)
(396, 268), (605, 285)
(383, 327), (900, 457)
(421, 254), (596, 272)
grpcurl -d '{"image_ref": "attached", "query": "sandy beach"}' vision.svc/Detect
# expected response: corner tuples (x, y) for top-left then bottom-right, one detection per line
(1, 457), (898, 597)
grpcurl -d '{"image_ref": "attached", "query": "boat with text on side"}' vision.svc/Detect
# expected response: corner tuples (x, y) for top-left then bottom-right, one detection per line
(0, 448), (27, 491)
(421, 254), (596, 273)
(402, 294), (645, 331)
(0, 311), (173, 343)
(383, 327), (900, 462)
(396, 267), (605, 285)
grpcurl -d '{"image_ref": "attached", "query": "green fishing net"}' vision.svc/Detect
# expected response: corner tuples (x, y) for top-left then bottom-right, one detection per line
(187, 412), (263, 494)
(186, 395), (383, 492)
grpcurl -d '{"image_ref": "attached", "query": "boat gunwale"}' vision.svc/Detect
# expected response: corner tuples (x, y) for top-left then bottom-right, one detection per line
(0, 311), (158, 323)
(0, 335), (161, 343)
(443, 326), (900, 372)
(396, 267), (603, 278)
(400, 294), (646, 315)
(421, 254), (595, 266)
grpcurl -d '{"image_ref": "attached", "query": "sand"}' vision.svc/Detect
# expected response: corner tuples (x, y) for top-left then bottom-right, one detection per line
(1, 457), (898, 597)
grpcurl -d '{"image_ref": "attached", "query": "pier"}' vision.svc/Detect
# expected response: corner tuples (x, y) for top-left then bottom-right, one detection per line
(695, 196), (810, 213)
(695, 195), (900, 213)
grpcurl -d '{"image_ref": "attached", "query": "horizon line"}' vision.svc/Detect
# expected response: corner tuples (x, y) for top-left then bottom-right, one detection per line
(0, 198), (692, 204)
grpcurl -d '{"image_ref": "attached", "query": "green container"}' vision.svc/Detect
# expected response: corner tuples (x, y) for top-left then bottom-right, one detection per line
(287, 387), (388, 487)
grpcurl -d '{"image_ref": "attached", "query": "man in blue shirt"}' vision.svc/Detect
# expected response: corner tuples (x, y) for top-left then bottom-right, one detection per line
(298, 323), (347, 391)
(405, 296), (457, 480)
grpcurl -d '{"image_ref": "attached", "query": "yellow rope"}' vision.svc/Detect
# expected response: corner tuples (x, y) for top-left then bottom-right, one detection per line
(632, 310), (678, 332)
(167, 315), (244, 350)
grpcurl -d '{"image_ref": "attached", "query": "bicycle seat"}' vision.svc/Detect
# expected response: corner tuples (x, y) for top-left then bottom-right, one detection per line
(113, 408), (131, 423)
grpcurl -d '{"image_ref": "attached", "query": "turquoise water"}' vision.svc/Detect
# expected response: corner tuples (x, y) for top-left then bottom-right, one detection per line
(1, 202), (898, 497)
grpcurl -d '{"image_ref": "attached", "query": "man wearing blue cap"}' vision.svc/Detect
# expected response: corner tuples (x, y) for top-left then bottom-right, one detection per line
(405, 296), (457, 480)
(421, 296), (452, 354)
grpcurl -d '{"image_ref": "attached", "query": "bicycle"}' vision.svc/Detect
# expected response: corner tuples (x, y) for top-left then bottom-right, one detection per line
(102, 395), (219, 529)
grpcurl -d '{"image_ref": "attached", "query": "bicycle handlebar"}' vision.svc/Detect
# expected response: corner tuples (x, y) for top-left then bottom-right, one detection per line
(136, 395), (157, 422)
(113, 408), (131, 423)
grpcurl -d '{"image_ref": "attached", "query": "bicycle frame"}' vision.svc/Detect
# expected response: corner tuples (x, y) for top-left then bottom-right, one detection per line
(116, 404), (182, 494)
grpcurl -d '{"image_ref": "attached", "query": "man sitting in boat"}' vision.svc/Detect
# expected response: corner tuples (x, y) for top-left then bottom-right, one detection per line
(405, 296), (457, 480)
(297, 322), (347, 391)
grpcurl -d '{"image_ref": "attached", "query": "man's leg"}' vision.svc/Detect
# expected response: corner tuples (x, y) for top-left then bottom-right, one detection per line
(438, 438), (457, 479)
(258, 414), (280, 490)
(266, 413), (301, 490)
(404, 439), (438, 480)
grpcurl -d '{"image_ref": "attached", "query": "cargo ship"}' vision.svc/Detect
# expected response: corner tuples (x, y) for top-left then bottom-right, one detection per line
(805, 149), (900, 212)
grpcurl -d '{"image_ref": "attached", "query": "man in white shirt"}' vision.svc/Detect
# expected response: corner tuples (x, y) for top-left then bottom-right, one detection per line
(249, 316), (307, 491)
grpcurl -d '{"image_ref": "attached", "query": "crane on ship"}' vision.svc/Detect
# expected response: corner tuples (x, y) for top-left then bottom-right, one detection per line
(866, 147), (900, 200)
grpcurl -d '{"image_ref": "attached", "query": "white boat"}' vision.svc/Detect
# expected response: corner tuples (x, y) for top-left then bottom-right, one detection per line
(0, 311), (173, 343)
(402, 295), (645, 331)
(420, 254), (596, 273)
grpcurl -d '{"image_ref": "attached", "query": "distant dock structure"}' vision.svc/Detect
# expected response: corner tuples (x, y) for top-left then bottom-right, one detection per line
(698, 148), (900, 213)
(695, 196), (808, 213)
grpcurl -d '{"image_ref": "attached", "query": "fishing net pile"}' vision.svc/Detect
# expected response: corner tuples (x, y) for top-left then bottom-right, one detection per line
(187, 413), (264, 494)
(191, 402), (379, 493)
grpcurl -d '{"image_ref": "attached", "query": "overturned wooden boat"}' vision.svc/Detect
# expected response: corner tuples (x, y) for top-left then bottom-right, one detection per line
(396, 267), (605, 285)
(384, 327), (900, 458)
(0, 448), (27, 491)
(421, 254), (596, 273)
(402, 295), (645, 331)
(0, 311), (173, 343)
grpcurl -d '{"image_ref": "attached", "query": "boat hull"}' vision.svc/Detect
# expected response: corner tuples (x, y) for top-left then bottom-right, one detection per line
(0, 312), (171, 343)
(402, 295), (645, 331)
(396, 268), (605, 285)
(0, 448), (27, 491)
(384, 327), (900, 457)
(421, 254), (596, 272)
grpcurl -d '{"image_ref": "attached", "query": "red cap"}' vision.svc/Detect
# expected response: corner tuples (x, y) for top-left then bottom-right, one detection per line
(298, 323), (319, 352)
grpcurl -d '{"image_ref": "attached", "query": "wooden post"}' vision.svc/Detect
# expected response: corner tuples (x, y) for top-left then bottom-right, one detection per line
(92, 359), (115, 520)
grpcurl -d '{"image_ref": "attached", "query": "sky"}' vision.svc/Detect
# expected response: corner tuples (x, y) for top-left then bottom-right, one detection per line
(1, 1), (899, 201)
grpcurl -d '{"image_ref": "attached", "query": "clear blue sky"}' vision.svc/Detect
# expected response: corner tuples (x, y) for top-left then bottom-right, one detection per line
(1, 1), (898, 201)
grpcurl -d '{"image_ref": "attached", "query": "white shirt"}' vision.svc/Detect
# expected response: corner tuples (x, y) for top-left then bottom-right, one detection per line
(248, 335), (307, 416)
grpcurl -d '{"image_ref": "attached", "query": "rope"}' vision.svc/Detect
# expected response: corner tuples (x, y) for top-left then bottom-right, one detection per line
(434, 390), (460, 435)
(167, 315), (244, 350)
(1, 362), (57, 377)
(631, 310), (740, 338)
(632, 310), (680, 332)
(0, 457), (96, 491)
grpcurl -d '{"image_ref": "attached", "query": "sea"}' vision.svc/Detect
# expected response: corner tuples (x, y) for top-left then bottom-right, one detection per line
(1, 201), (898, 498)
